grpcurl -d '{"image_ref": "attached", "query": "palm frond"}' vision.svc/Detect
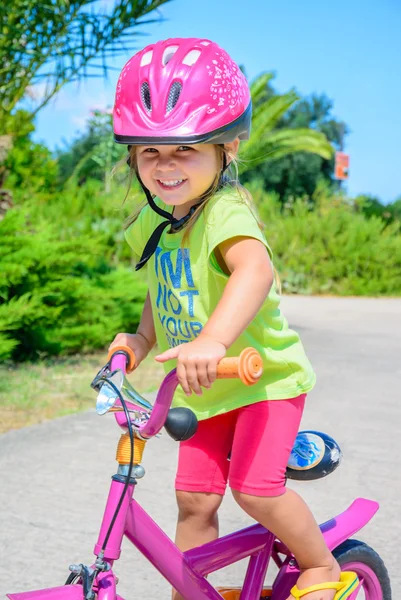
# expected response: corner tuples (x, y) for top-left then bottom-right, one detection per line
(249, 72), (275, 104)
(237, 73), (334, 176)
(239, 128), (333, 174)
(0, 0), (170, 116)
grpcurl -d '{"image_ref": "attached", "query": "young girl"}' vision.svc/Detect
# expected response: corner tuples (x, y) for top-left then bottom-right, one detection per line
(109, 38), (357, 600)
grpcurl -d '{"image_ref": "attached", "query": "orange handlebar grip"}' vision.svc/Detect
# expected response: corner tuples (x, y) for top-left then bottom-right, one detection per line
(216, 348), (263, 386)
(216, 357), (239, 379)
(107, 345), (136, 373)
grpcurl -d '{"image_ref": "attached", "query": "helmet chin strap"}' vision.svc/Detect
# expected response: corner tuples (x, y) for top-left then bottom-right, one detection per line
(132, 147), (228, 271)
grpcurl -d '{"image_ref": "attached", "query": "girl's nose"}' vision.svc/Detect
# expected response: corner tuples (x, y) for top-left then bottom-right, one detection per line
(156, 154), (176, 171)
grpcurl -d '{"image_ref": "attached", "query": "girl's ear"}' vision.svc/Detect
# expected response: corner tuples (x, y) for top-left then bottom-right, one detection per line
(223, 138), (240, 164)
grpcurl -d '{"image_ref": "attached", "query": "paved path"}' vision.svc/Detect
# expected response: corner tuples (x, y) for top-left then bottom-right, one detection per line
(1, 296), (400, 598)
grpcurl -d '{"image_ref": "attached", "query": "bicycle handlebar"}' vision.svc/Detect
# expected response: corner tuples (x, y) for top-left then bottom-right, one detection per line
(107, 346), (263, 439)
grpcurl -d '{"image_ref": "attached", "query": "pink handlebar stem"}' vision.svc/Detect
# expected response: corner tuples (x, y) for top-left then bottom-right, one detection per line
(109, 352), (179, 438)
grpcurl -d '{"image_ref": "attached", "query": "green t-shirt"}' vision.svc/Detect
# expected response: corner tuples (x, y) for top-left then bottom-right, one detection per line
(125, 185), (316, 420)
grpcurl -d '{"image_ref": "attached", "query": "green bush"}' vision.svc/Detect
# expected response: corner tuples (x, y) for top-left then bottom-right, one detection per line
(0, 205), (146, 361)
(1, 179), (400, 363)
(255, 184), (401, 295)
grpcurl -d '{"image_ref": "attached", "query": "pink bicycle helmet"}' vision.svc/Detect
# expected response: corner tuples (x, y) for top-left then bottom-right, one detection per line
(113, 37), (251, 145)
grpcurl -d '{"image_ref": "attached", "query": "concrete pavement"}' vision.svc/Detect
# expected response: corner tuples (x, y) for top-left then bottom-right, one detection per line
(1, 296), (400, 598)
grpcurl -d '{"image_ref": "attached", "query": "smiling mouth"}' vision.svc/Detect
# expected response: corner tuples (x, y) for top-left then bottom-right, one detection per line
(157, 178), (187, 190)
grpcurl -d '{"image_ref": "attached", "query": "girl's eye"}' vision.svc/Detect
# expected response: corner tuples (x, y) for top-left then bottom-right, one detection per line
(143, 147), (158, 154)
(177, 146), (192, 152)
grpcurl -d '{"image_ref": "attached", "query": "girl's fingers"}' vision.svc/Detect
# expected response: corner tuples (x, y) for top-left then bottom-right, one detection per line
(109, 332), (128, 350)
(177, 356), (219, 396)
(186, 361), (203, 396)
(197, 362), (212, 389)
(207, 360), (218, 386)
(177, 361), (191, 397)
(155, 347), (179, 362)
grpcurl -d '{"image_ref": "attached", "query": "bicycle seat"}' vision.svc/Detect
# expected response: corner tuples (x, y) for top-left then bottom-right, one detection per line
(286, 430), (342, 481)
(226, 430), (341, 481)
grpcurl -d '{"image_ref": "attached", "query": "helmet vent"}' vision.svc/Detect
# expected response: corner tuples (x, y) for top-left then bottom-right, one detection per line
(182, 49), (201, 66)
(162, 45), (179, 66)
(140, 50), (153, 67)
(166, 81), (182, 113)
(140, 81), (152, 112)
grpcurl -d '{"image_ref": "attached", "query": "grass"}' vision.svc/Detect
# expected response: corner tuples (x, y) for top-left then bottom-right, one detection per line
(0, 350), (166, 434)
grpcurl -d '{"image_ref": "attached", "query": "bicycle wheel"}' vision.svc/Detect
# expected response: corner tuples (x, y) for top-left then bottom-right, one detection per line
(333, 539), (391, 600)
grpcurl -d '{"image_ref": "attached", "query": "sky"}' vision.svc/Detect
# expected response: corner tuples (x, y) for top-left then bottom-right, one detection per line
(30, 0), (401, 203)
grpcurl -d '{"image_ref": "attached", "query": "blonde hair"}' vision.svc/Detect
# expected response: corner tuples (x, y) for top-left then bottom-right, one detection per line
(119, 144), (281, 291)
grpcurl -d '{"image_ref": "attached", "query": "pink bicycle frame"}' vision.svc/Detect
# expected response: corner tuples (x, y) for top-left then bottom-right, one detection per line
(84, 354), (380, 600)
(7, 353), (380, 600)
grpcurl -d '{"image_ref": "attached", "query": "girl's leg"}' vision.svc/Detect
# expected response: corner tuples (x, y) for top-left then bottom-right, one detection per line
(230, 396), (340, 600)
(175, 490), (224, 551)
(232, 489), (340, 600)
(173, 410), (237, 600)
(173, 491), (223, 600)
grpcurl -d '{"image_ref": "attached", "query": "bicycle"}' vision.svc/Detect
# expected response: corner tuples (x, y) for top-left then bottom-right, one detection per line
(7, 347), (391, 600)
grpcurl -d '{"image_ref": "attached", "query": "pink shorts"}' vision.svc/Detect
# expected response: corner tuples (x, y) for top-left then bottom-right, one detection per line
(175, 394), (306, 497)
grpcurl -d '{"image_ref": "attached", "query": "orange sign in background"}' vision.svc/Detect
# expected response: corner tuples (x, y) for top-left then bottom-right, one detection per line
(334, 152), (350, 180)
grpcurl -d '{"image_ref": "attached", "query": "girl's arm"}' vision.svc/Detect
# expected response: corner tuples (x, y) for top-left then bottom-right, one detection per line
(202, 236), (273, 347)
(156, 237), (273, 395)
(109, 291), (157, 368)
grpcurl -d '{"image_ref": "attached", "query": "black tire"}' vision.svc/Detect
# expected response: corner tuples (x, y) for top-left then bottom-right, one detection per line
(333, 539), (391, 600)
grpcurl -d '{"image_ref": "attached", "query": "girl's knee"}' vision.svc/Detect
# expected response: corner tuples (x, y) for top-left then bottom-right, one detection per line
(231, 488), (283, 517)
(232, 489), (256, 513)
(176, 490), (223, 521)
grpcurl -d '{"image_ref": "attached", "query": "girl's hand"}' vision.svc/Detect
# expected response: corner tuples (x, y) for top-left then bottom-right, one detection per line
(155, 335), (226, 396)
(108, 332), (152, 370)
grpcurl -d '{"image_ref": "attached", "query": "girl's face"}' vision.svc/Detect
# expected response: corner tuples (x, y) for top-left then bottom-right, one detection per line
(135, 144), (222, 211)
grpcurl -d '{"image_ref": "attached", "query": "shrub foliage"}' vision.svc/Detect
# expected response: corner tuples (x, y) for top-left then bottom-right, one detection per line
(1, 181), (400, 362)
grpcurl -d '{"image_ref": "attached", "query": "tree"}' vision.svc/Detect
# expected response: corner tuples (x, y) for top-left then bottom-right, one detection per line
(0, 0), (170, 204)
(2, 110), (58, 196)
(56, 110), (125, 190)
(0, 0), (170, 119)
(241, 87), (347, 201)
(354, 194), (401, 224)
